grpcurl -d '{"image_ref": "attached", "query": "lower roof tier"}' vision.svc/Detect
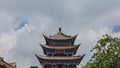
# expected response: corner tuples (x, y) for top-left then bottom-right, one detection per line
(36, 55), (85, 65)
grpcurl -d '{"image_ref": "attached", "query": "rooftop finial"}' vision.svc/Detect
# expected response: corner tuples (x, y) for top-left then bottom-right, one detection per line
(59, 28), (62, 32)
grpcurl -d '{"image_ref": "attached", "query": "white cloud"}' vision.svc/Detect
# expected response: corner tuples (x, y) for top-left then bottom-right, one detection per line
(6, 14), (53, 68)
(0, 10), (14, 32)
(0, 31), (16, 57)
(29, 15), (52, 32)
(93, 9), (120, 27)
(0, 10), (16, 57)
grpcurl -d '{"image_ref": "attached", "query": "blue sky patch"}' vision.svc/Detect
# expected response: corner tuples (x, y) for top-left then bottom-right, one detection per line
(112, 25), (120, 33)
(13, 19), (29, 31)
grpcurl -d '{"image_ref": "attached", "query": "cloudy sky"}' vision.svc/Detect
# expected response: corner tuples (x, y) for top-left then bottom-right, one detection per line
(0, 0), (120, 68)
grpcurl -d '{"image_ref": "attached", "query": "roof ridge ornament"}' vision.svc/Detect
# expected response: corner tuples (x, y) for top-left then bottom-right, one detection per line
(59, 28), (62, 32)
(0, 57), (4, 60)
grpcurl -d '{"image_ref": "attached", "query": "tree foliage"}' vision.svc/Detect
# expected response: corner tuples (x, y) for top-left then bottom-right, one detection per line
(82, 34), (120, 68)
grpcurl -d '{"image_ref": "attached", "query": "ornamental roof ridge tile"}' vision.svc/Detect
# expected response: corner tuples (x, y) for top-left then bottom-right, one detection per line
(8, 62), (16, 68)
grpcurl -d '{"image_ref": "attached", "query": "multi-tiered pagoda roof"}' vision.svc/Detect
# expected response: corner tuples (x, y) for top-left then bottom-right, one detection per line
(36, 28), (85, 68)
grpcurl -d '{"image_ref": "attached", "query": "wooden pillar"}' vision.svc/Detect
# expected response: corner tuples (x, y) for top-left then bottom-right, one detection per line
(72, 65), (76, 68)
(42, 65), (44, 68)
(75, 65), (77, 68)
(46, 64), (49, 68)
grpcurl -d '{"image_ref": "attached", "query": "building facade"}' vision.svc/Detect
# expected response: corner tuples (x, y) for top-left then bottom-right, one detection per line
(36, 28), (85, 68)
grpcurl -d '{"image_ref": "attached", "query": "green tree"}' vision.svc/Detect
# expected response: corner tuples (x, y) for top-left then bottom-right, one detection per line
(82, 34), (120, 68)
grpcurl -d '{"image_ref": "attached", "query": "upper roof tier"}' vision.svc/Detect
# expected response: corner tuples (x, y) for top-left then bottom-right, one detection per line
(43, 28), (77, 40)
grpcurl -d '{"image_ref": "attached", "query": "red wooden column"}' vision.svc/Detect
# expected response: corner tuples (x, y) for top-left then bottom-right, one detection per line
(75, 65), (77, 68)
(42, 65), (44, 68)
